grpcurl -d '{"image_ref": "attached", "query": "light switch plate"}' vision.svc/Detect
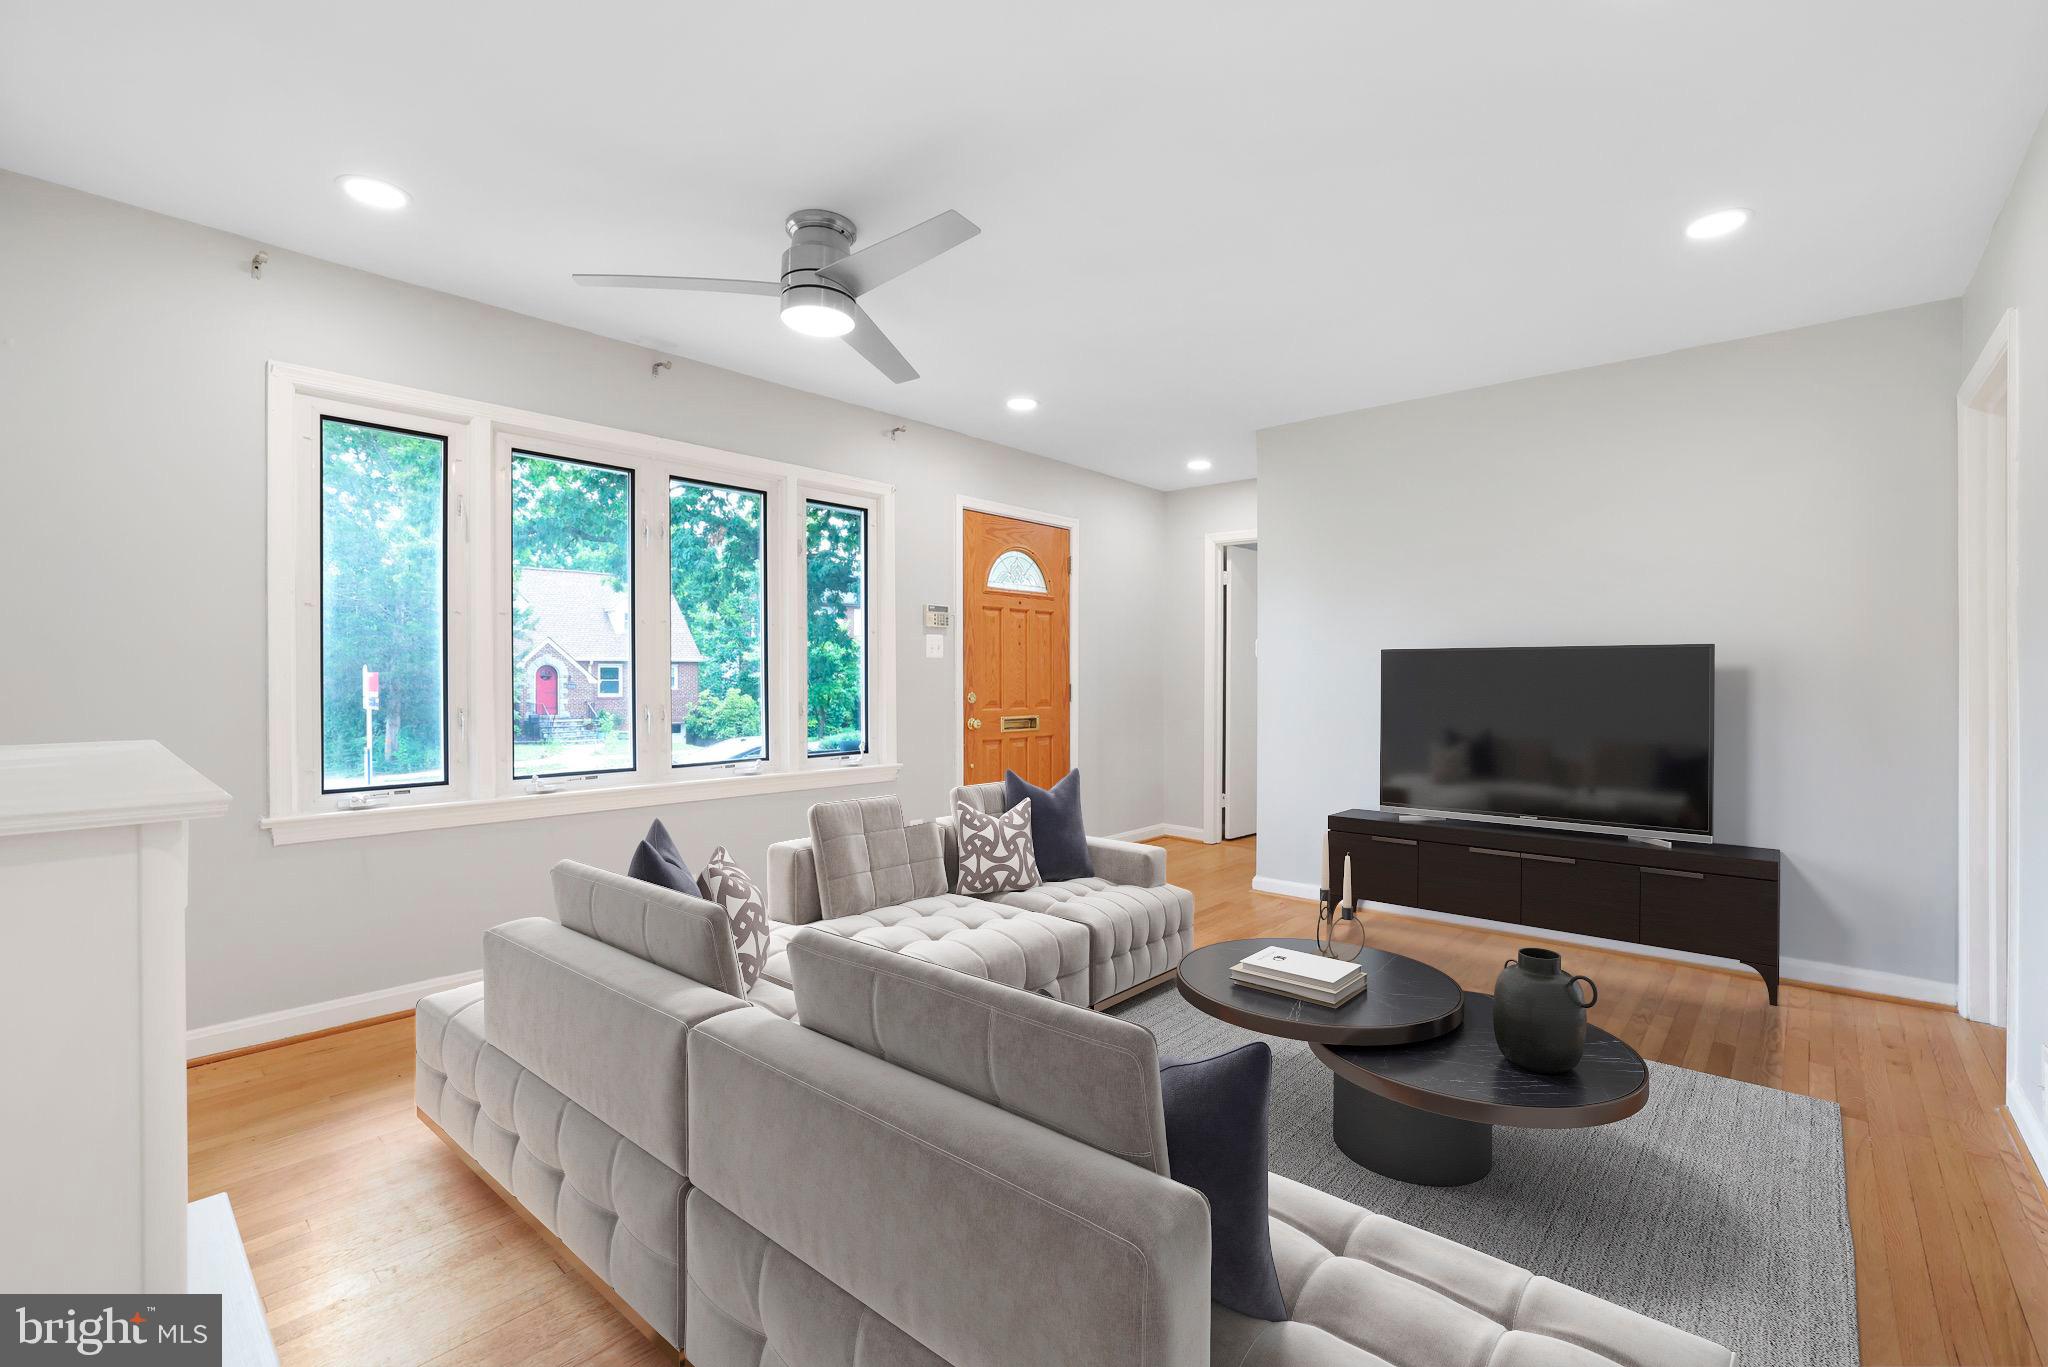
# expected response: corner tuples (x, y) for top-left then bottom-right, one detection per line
(925, 633), (945, 658)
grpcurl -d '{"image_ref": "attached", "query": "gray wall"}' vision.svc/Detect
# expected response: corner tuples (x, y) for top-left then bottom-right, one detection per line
(0, 170), (1170, 1030)
(1160, 481), (1258, 831)
(1256, 301), (1964, 985)
(1962, 107), (2048, 1135)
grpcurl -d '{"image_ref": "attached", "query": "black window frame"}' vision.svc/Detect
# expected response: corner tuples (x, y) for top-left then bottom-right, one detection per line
(317, 414), (452, 796)
(669, 475), (772, 770)
(509, 447), (639, 782)
(804, 497), (871, 759)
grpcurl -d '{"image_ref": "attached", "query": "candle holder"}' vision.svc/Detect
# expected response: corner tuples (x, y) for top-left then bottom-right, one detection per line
(1315, 851), (1366, 961)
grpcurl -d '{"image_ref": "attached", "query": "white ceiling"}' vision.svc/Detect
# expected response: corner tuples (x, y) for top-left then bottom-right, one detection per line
(5, 1), (2045, 490)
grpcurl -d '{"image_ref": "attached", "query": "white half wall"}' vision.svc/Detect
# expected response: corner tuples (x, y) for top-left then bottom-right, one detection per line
(1963, 104), (2048, 1169)
(1256, 300), (1965, 986)
(1161, 480), (1258, 832)
(0, 170), (1170, 1034)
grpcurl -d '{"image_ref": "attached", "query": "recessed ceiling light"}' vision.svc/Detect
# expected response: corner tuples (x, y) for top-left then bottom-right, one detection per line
(1186, 458), (1213, 472)
(1684, 208), (1750, 241)
(339, 175), (410, 211)
(1006, 395), (1039, 413)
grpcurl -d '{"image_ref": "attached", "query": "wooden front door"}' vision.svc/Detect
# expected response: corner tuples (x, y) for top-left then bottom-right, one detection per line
(962, 510), (1071, 787)
(535, 665), (558, 715)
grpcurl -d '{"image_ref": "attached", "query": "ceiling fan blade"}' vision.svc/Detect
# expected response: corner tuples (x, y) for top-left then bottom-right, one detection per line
(843, 304), (918, 383)
(816, 210), (980, 297)
(572, 274), (780, 296)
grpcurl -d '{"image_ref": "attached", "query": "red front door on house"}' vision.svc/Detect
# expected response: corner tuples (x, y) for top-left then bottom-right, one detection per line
(536, 665), (559, 715)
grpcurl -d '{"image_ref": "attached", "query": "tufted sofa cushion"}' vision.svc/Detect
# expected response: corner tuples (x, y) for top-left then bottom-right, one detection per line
(1209, 1174), (1735, 1367)
(760, 893), (1090, 1003)
(806, 795), (949, 918)
(416, 982), (687, 1346)
(995, 876), (1195, 1003)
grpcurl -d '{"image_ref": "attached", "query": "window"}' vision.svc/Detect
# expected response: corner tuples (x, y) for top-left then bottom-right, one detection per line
(806, 500), (868, 756)
(319, 417), (448, 793)
(671, 478), (767, 767)
(986, 549), (1047, 593)
(267, 365), (897, 843)
(511, 450), (635, 780)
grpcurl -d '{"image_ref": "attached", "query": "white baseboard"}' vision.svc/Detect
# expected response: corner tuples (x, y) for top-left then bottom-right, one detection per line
(1114, 823), (1207, 843)
(2008, 1086), (2048, 1189)
(1246, 877), (1956, 1006)
(186, 968), (481, 1059)
(1778, 956), (1956, 1006)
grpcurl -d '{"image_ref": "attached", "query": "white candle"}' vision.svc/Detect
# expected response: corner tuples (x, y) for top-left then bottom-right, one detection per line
(1342, 852), (1353, 909)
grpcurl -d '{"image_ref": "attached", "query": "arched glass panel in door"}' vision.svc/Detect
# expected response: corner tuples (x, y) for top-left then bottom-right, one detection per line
(986, 549), (1048, 593)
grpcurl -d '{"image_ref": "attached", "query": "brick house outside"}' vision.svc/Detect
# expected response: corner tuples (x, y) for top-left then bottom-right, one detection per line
(514, 567), (701, 735)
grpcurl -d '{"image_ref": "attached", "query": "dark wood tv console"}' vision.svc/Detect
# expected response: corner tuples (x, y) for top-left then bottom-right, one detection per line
(1327, 810), (1781, 1004)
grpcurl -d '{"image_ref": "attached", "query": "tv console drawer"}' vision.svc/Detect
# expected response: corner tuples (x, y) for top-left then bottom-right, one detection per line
(1418, 842), (1521, 922)
(1638, 867), (1777, 963)
(1520, 854), (1639, 942)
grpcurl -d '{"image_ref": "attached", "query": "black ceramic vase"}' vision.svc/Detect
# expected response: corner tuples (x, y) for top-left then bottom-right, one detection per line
(1492, 948), (1597, 1073)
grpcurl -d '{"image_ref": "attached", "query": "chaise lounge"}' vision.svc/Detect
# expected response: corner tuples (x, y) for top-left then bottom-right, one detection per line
(761, 784), (1196, 1008)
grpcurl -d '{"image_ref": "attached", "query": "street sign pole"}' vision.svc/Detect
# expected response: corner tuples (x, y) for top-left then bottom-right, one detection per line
(362, 667), (380, 786)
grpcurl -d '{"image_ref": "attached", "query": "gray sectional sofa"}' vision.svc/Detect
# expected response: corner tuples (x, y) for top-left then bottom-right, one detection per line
(761, 783), (1196, 1007)
(416, 853), (1735, 1366)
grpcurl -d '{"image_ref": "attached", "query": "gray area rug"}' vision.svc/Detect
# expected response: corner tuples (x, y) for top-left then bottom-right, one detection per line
(1109, 984), (1859, 1367)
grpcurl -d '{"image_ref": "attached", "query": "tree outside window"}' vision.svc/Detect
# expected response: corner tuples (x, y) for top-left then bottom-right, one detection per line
(806, 501), (867, 755)
(672, 480), (767, 765)
(319, 417), (446, 791)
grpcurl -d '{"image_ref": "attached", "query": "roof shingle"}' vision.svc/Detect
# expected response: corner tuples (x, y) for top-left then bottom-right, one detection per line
(514, 566), (702, 664)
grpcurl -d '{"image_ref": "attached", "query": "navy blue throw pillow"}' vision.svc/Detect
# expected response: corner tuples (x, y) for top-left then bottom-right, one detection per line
(1003, 768), (1093, 881)
(1159, 1042), (1287, 1321)
(627, 819), (696, 894)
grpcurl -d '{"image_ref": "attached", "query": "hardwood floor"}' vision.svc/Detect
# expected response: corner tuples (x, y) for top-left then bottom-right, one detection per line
(189, 836), (2048, 1366)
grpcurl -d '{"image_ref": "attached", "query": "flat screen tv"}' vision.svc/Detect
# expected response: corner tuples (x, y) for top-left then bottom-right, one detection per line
(1380, 645), (1714, 841)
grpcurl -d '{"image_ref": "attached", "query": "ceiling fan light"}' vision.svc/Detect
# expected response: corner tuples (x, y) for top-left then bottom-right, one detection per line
(780, 285), (856, 338)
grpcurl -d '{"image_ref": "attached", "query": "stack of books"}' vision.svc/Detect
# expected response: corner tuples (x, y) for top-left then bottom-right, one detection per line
(1231, 945), (1366, 1007)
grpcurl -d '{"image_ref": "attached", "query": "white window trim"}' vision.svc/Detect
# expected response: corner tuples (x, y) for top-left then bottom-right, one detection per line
(596, 663), (624, 696)
(264, 361), (898, 845)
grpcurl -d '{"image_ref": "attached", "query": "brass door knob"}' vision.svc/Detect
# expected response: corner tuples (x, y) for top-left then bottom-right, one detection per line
(967, 717), (982, 730)
(966, 690), (977, 704)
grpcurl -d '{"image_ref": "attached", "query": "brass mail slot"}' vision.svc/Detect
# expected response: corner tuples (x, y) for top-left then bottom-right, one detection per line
(999, 715), (1041, 732)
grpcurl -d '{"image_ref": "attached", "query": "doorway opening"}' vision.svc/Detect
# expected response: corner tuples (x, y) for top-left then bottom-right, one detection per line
(1958, 308), (2019, 1028)
(1202, 529), (1259, 843)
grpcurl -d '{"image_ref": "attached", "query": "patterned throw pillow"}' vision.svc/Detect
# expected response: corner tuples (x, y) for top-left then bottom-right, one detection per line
(697, 846), (771, 991)
(954, 798), (1041, 896)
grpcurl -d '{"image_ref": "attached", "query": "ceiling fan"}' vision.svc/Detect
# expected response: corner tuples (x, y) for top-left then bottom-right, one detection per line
(573, 208), (980, 384)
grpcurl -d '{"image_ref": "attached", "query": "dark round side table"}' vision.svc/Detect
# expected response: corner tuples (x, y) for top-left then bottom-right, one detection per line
(1314, 994), (1649, 1184)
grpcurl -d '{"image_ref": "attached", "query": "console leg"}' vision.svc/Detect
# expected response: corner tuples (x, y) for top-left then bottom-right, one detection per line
(1745, 960), (1780, 1006)
(1331, 1075), (1492, 1185)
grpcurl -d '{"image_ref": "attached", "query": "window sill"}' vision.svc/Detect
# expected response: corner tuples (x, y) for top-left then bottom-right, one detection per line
(261, 761), (901, 846)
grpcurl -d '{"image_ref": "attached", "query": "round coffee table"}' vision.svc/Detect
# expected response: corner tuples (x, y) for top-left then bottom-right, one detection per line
(1174, 938), (1465, 1045)
(1313, 994), (1649, 1185)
